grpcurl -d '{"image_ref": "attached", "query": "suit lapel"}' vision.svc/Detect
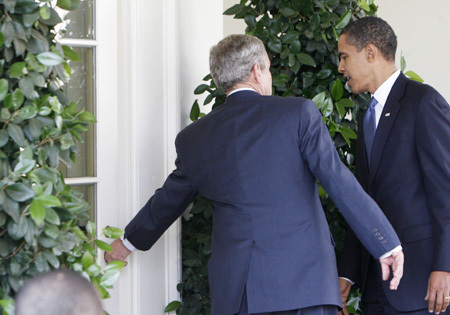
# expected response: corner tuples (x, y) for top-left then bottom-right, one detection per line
(368, 73), (408, 184)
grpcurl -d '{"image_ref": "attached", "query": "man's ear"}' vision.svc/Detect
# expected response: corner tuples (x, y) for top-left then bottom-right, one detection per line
(366, 44), (378, 63)
(252, 63), (262, 83)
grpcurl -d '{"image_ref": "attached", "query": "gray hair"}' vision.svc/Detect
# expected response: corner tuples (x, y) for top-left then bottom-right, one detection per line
(209, 34), (267, 93)
(15, 269), (104, 315)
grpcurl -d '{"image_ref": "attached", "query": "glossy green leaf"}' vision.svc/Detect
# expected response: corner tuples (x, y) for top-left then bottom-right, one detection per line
(6, 183), (34, 202)
(81, 251), (94, 269)
(19, 77), (38, 100)
(339, 127), (357, 139)
(10, 62), (27, 77)
(267, 36), (282, 53)
(316, 69), (332, 80)
(60, 132), (75, 150)
(44, 224), (60, 239)
(0, 31), (4, 48)
(405, 70), (424, 83)
(44, 207), (60, 225)
(36, 194), (62, 207)
(321, 98), (334, 117)
(62, 45), (81, 61)
(312, 91), (326, 109)
(0, 79), (8, 101)
(40, 5), (51, 20)
(358, 1), (370, 11)
(2, 195), (20, 222)
(164, 301), (181, 312)
(0, 130), (9, 147)
(194, 84), (209, 95)
(1, 108), (11, 120)
(7, 216), (28, 240)
(279, 7), (297, 17)
(14, 1), (39, 14)
(103, 227), (124, 239)
(86, 221), (96, 236)
(95, 240), (113, 252)
(30, 199), (46, 225)
(18, 104), (38, 120)
(297, 53), (316, 67)
(37, 52), (64, 66)
(5, 89), (25, 109)
(335, 10), (352, 30)
(104, 260), (125, 272)
(79, 111), (97, 123)
(8, 123), (26, 146)
(190, 100), (200, 121)
(14, 159), (36, 173)
(283, 30), (301, 44)
(101, 269), (121, 286)
(400, 53), (406, 72)
(331, 79), (344, 101)
(290, 39), (301, 54)
(223, 4), (244, 15)
(0, 298), (15, 315)
(42, 251), (60, 268)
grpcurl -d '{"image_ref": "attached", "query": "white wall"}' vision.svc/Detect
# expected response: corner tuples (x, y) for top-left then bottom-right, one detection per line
(377, 0), (450, 100)
(222, 0), (450, 101)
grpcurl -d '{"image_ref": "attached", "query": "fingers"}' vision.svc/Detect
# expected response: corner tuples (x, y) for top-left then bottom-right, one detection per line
(379, 259), (391, 281)
(389, 251), (404, 290)
(378, 251), (404, 290)
(443, 294), (450, 313)
(426, 292), (450, 314)
(104, 239), (131, 265)
(434, 291), (444, 314)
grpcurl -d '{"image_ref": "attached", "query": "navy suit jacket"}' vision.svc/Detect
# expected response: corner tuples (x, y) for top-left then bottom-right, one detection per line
(125, 91), (400, 314)
(339, 73), (450, 312)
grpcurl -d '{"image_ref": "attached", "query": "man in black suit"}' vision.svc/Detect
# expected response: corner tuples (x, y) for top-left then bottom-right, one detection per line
(106, 34), (404, 315)
(337, 17), (450, 315)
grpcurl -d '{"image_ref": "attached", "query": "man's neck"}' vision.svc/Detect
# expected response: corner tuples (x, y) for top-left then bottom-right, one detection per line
(228, 82), (261, 96)
(369, 63), (398, 94)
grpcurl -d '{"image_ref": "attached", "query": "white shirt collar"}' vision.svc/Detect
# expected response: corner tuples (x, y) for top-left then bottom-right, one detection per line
(373, 69), (401, 108)
(228, 88), (257, 96)
(372, 70), (401, 127)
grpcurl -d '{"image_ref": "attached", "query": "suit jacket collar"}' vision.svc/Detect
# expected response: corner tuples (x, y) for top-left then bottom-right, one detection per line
(367, 72), (409, 184)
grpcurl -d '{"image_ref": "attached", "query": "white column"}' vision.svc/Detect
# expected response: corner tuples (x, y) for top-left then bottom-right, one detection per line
(103, 1), (223, 314)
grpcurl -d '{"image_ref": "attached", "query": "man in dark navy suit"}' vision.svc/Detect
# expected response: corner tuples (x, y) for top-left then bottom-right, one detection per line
(105, 34), (404, 315)
(337, 17), (450, 315)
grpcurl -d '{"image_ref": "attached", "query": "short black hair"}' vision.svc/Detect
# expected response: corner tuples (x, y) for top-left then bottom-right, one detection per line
(341, 17), (397, 62)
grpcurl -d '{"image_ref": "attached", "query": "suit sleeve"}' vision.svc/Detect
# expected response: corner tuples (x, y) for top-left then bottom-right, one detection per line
(415, 90), (450, 271)
(124, 140), (198, 250)
(298, 100), (401, 259)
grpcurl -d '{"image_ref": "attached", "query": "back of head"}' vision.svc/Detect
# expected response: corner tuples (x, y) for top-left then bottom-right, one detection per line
(15, 269), (103, 315)
(341, 16), (397, 62)
(209, 34), (267, 93)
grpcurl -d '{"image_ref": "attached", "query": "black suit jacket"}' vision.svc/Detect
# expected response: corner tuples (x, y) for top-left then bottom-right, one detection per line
(339, 73), (450, 311)
(124, 91), (401, 314)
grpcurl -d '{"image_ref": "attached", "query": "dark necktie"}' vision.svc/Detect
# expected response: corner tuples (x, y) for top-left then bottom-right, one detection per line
(364, 97), (378, 162)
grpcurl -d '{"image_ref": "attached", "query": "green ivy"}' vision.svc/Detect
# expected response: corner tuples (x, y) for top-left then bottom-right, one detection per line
(0, 1), (123, 313)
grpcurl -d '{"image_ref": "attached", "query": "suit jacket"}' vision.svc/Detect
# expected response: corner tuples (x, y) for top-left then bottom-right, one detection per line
(339, 73), (450, 312)
(124, 90), (401, 314)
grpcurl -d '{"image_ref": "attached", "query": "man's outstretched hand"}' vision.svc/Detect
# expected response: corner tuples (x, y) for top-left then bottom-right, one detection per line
(379, 250), (404, 290)
(104, 239), (132, 266)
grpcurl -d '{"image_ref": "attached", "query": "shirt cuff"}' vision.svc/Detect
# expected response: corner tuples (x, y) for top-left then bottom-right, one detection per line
(379, 245), (402, 259)
(121, 235), (137, 252)
(339, 277), (355, 285)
